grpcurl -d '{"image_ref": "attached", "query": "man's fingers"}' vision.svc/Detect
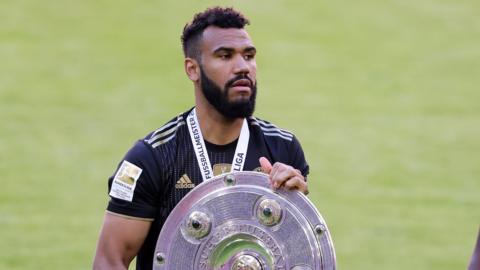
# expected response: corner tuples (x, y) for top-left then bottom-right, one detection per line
(283, 177), (309, 195)
(259, 157), (273, 174)
(284, 176), (302, 189)
(271, 164), (294, 188)
(262, 161), (308, 195)
(270, 163), (302, 187)
(268, 163), (309, 195)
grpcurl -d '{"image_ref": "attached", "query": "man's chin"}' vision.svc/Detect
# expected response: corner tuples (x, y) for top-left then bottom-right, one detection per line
(223, 103), (255, 118)
(228, 100), (252, 109)
(228, 95), (251, 104)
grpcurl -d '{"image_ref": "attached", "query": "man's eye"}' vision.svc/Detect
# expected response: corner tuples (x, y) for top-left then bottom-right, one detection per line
(244, 54), (255, 60)
(219, 54), (231, 59)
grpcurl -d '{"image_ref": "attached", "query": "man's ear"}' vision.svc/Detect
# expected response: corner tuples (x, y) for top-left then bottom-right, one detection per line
(185, 58), (200, 82)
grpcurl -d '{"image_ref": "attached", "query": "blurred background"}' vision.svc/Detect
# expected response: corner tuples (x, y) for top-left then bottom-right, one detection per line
(1, 0), (479, 269)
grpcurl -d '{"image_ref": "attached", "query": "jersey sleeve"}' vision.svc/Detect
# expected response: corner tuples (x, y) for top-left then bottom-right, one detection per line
(289, 135), (310, 179)
(106, 140), (162, 220)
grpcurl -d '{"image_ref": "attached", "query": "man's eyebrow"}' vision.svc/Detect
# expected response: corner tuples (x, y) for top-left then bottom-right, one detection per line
(244, 46), (256, 53)
(213, 46), (257, 54)
(213, 47), (235, 54)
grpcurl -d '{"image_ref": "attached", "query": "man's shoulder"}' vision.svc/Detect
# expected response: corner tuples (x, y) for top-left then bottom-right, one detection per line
(248, 116), (295, 142)
(143, 110), (190, 149)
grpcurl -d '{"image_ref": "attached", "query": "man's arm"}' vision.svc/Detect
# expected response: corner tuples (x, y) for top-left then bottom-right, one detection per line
(93, 212), (152, 270)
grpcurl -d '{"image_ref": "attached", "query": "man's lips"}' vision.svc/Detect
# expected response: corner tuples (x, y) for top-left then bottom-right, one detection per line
(231, 79), (252, 88)
(230, 79), (252, 93)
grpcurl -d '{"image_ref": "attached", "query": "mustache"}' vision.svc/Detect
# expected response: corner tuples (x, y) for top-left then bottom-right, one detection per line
(225, 74), (254, 89)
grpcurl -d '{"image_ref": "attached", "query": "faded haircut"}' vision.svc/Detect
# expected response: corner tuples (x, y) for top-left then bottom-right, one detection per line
(181, 7), (250, 60)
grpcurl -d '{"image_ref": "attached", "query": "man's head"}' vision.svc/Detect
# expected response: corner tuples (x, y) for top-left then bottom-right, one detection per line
(182, 7), (257, 119)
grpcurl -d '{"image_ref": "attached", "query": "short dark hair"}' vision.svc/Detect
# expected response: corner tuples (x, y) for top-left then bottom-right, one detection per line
(181, 7), (250, 60)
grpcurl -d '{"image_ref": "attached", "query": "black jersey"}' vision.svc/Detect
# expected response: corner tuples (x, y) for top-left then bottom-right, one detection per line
(106, 108), (309, 269)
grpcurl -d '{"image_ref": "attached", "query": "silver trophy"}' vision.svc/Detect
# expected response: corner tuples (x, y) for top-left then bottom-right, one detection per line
(153, 171), (336, 270)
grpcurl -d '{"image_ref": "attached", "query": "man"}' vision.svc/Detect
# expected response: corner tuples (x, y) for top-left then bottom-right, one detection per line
(93, 7), (309, 270)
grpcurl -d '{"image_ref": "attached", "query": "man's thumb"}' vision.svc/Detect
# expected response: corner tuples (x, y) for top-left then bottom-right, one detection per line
(259, 157), (273, 173)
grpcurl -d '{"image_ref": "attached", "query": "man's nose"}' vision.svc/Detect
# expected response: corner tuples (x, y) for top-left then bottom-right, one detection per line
(232, 55), (250, 75)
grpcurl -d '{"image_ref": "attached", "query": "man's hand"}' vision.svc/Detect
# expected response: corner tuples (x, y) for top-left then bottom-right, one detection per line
(259, 157), (309, 195)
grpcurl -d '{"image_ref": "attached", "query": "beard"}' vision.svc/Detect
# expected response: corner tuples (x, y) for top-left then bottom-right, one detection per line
(200, 66), (257, 119)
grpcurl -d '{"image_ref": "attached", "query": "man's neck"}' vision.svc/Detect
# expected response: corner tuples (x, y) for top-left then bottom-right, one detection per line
(195, 104), (244, 146)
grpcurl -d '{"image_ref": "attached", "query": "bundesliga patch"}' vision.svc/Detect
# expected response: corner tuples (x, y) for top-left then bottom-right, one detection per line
(109, 160), (142, 202)
(213, 163), (232, 176)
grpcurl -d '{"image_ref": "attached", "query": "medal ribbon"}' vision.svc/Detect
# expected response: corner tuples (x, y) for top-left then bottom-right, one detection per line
(187, 108), (249, 181)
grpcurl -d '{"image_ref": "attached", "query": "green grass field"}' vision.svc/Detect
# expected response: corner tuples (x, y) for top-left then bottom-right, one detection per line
(1, 0), (479, 269)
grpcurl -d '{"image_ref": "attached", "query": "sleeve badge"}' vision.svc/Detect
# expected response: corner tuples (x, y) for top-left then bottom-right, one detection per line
(109, 160), (143, 202)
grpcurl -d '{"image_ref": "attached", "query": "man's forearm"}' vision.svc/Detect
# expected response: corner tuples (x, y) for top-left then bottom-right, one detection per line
(92, 253), (129, 270)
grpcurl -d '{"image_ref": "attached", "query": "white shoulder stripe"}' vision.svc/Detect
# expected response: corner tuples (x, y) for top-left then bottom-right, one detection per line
(249, 117), (293, 136)
(151, 133), (176, 148)
(147, 121), (185, 144)
(249, 117), (294, 141)
(257, 125), (293, 138)
(148, 116), (184, 142)
(262, 132), (293, 141)
(147, 117), (185, 144)
(255, 119), (293, 135)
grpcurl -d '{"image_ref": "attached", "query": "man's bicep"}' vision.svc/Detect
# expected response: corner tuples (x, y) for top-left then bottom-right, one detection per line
(93, 212), (152, 270)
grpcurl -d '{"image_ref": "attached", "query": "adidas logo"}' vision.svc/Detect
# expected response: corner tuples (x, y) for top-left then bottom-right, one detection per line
(175, 174), (195, 189)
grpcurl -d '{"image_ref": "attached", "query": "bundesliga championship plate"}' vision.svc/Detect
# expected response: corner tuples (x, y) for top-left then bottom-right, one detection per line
(153, 171), (336, 270)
